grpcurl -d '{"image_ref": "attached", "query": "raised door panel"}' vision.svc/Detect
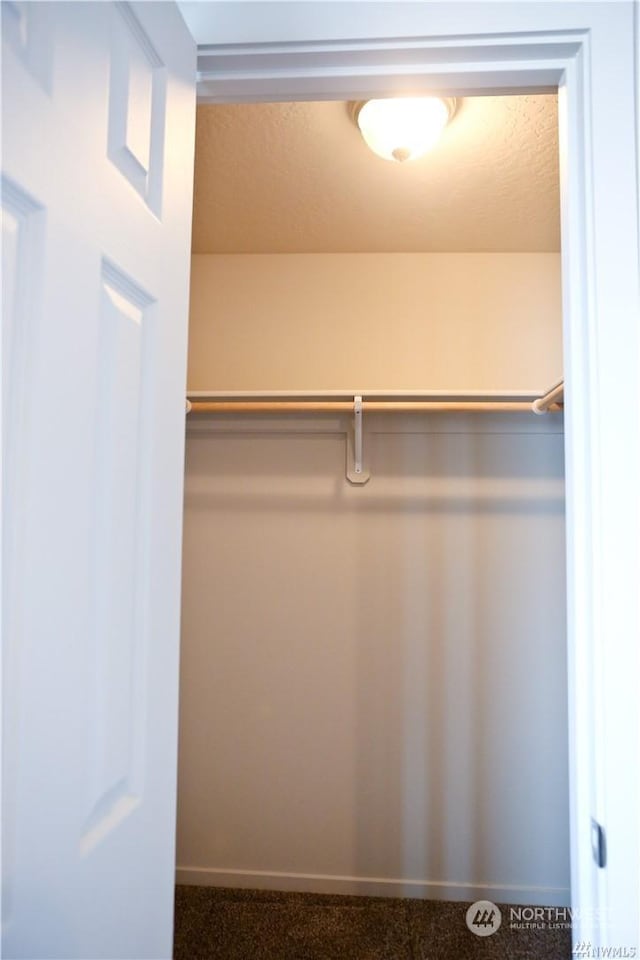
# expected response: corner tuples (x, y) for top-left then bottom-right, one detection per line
(82, 262), (155, 857)
(107, 3), (166, 215)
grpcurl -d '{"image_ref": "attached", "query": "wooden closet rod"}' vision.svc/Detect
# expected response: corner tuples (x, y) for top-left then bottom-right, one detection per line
(532, 380), (565, 414)
(188, 400), (563, 414)
(186, 387), (564, 415)
(185, 386), (564, 481)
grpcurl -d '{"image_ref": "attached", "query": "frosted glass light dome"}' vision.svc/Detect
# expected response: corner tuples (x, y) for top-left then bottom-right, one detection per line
(355, 97), (454, 162)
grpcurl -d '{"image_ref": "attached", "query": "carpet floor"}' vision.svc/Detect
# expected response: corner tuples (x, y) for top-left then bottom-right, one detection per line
(174, 886), (572, 960)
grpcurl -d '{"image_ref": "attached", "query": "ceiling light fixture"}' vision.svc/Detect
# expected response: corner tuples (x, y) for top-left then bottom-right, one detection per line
(352, 96), (457, 163)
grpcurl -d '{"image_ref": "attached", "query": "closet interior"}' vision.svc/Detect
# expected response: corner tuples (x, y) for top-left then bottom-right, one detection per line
(176, 94), (570, 908)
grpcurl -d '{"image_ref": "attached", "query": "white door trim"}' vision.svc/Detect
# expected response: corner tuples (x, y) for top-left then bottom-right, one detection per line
(184, 4), (640, 949)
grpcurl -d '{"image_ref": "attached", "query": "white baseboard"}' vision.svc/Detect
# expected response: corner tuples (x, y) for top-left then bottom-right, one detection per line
(175, 866), (570, 907)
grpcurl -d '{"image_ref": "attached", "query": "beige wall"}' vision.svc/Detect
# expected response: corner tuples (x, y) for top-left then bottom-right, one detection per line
(177, 414), (569, 903)
(178, 254), (569, 903)
(187, 253), (562, 392)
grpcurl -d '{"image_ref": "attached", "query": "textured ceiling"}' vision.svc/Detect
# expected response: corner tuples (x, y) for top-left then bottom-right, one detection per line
(192, 94), (560, 254)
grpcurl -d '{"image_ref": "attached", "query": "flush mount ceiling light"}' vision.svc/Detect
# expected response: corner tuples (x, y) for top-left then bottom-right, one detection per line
(351, 96), (457, 162)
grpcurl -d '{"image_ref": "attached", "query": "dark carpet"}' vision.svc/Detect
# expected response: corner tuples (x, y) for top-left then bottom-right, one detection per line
(174, 885), (572, 960)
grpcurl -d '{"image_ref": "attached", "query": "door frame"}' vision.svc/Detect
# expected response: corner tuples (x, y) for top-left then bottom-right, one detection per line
(183, 2), (640, 948)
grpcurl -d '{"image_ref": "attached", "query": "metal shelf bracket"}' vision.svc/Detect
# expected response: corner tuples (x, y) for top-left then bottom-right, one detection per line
(346, 396), (370, 485)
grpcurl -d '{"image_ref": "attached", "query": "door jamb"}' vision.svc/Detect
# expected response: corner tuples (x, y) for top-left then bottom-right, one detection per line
(189, 20), (640, 950)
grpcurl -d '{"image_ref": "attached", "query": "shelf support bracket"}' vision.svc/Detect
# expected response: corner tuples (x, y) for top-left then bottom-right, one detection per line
(346, 395), (370, 485)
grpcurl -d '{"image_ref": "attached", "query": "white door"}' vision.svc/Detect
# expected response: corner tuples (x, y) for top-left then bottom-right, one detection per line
(2, 3), (196, 957)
